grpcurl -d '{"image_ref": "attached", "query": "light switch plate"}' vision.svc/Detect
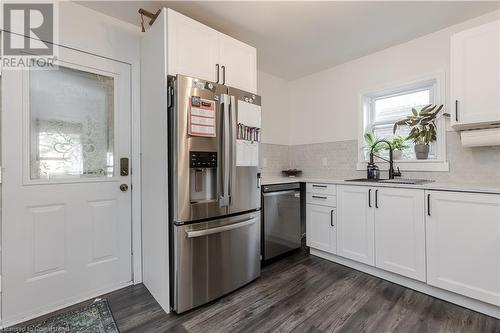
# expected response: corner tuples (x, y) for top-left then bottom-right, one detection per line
(321, 157), (328, 166)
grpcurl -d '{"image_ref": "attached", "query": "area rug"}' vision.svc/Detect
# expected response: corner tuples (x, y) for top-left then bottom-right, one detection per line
(21, 299), (119, 333)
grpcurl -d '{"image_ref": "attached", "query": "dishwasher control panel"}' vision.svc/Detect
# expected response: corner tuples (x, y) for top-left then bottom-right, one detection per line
(262, 183), (300, 193)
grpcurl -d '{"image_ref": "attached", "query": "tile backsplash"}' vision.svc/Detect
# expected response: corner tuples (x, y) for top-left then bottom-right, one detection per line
(261, 131), (500, 184)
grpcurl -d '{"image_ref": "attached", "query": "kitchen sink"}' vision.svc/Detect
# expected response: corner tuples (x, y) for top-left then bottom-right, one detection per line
(345, 178), (434, 185)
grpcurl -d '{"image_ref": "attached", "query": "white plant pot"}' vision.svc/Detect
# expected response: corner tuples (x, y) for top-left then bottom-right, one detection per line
(392, 150), (403, 160)
(415, 144), (430, 160)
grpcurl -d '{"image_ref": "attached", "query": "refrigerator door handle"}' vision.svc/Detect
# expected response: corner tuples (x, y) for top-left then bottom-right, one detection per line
(219, 95), (231, 207)
(185, 216), (258, 238)
(229, 95), (237, 204)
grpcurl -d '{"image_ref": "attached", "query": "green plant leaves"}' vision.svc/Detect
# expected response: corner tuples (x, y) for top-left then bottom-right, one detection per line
(393, 104), (444, 144)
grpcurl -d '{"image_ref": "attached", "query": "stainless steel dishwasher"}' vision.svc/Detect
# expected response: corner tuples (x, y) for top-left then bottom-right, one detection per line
(262, 183), (302, 263)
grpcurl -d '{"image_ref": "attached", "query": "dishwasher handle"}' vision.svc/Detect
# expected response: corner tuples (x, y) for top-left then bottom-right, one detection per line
(185, 217), (258, 238)
(262, 190), (300, 197)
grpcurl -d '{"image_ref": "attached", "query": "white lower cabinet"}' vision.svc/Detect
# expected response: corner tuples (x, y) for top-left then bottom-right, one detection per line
(337, 185), (426, 280)
(337, 185), (375, 265)
(374, 188), (426, 282)
(306, 204), (336, 253)
(426, 190), (500, 306)
(310, 183), (500, 315)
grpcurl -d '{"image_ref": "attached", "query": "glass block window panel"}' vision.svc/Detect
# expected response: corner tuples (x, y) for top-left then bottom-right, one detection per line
(365, 83), (436, 160)
(30, 66), (114, 180)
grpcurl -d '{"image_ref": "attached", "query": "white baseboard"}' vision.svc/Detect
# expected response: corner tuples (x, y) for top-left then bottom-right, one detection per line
(310, 249), (500, 319)
(1, 281), (133, 328)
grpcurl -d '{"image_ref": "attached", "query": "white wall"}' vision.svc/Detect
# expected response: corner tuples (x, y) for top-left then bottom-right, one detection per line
(288, 10), (500, 145)
(257, 70), (291, 145)
(58, 2), (141, 65)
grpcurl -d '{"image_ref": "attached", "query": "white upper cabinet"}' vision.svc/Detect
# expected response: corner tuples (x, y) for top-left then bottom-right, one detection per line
(167, 10), (219, 83)
(451, 20), (500, 129)
(337, 186), (375, 265)
(166, 9), (257, 93)
(374, 188), (426, 282)
(219, 34), (257, 93)
(426, 191), (500, 306)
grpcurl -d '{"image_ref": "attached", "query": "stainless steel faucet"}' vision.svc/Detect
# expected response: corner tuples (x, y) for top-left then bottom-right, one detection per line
(370, 139), (402, 179)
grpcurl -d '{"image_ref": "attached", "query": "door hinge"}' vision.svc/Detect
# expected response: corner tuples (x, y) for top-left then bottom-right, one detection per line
(167, 85), (174, 108)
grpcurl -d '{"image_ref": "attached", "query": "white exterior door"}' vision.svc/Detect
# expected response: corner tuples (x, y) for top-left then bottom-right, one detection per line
(2, 46), (133, 324)
(306, 204), (336, 254)
(426, 191), (500, 306)
(374, 188), (426, 281)
(337, 186), (375, 265)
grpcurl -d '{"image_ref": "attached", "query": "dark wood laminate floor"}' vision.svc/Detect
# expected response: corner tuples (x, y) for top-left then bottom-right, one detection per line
(16, 252), (500, 332)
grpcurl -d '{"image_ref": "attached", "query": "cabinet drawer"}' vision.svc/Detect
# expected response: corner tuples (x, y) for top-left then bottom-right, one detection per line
(306, 183), (336, 195)
(306, 193), (336, 207)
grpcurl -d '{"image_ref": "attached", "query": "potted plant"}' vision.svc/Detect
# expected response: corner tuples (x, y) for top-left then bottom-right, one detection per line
(363, 131), (389, 161)
(390, 135), (409, 160)
(393, 104), (446, 160)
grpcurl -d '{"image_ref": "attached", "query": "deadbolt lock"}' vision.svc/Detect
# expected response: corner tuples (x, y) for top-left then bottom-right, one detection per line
(120, 184), (129, 192)
(120, 157), (129, 176)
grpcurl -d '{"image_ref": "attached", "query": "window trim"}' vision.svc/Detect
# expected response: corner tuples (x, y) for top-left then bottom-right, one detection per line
(357, 71), (449, 172)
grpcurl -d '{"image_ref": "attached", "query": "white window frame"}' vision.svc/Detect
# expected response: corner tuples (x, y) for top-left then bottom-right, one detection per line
(357, 71), (449, 172)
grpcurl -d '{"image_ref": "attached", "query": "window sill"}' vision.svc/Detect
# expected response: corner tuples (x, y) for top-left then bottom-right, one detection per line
(356, 160), (449, 172)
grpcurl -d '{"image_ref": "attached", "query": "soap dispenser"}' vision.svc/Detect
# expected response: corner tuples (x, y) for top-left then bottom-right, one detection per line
(367, 162), (380, 180)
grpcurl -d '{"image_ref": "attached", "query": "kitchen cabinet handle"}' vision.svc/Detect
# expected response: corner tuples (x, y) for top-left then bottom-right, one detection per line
(375, 189), (379, 208)
(427, 193), (431, 216)
(216, 64), (220, 83)
(312, 195), (327, 199)
(455, 100), (459, 122)
(330, 209), (335, 227)
(312, 184), (327, 188)
(222, 65), (226, 85)
(368, 189), (372, 208)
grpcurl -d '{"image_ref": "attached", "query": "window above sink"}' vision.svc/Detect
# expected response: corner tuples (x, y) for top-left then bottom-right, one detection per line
(358, 71), (449, 172)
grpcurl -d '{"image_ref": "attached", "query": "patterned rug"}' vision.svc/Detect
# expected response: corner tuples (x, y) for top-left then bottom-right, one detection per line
(20, 299), (119, 333)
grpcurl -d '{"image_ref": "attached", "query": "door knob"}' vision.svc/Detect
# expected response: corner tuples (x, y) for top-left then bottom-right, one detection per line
(120, 184), (129, 192)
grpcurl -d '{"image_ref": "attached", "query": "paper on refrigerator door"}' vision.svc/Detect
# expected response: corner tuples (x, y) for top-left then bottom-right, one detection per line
(236, 140), (259, 166)
(237, 100), (261, 128)
(189, 98), (216, 137)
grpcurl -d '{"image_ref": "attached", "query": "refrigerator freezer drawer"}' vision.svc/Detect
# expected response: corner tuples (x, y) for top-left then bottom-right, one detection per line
(173, 211), (261, 313)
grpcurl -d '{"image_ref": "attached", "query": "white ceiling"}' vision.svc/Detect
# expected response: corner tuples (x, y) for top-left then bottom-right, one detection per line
(77, 1), (500, 80)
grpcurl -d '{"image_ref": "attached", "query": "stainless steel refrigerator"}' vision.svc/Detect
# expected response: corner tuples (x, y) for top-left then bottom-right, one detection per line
(167, 75), (262, 313)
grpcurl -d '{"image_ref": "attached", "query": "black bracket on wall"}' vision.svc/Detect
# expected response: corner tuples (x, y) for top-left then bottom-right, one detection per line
(139, 8), (162, 32)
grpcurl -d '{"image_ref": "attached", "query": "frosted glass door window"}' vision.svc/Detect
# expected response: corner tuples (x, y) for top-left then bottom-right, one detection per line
(30, 67), (114, 180)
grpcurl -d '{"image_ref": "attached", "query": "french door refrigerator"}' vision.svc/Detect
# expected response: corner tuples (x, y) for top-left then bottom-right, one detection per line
(167, 75), (262, 313)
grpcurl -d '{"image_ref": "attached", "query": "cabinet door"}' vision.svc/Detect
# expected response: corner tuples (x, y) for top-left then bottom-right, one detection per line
(374, 188), (426, 281)
(426, 191), (500, 306)
(337, 186), (374, 265)
(167, 10), (220, 82)
(306, 204), (336, 254)
(219, 34), (257, 93)
(451, 20), (500, 128)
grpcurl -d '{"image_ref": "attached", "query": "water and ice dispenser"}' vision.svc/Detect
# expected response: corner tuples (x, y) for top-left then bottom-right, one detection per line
(189, 151), (217, 203)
